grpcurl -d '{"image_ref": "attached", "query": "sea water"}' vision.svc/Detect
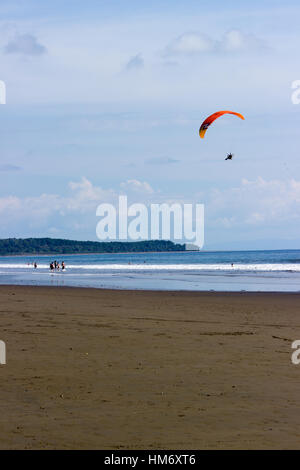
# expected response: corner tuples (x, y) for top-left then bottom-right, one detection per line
(0, 249), (300, 292)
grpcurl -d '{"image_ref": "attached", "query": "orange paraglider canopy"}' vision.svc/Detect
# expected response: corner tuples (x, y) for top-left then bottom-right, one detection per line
(199, 110), (245, 138)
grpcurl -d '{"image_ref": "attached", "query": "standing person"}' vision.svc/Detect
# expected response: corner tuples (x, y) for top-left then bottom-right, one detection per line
(50, 262), (54, 271)
(34, 262), (37, 269)
(61, 261), (65, 271)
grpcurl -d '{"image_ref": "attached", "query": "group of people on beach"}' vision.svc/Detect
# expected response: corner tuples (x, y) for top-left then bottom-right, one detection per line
(50, 260), (65, 272)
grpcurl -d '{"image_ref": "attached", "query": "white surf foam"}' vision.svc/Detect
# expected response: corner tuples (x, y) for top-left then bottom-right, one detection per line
(0, 263), (300, 272)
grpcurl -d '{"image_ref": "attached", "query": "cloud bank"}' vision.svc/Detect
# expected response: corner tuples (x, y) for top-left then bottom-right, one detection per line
(0, 177), (299, 243)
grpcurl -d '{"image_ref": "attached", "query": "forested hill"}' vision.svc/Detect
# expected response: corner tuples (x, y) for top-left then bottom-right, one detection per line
(0, 238), (186, 256)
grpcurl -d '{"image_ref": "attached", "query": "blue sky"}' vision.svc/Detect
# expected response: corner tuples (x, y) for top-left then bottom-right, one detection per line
(0, 0), (300, 249)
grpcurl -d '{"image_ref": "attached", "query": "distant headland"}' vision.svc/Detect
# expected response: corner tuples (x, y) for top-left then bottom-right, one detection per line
(0, 238), (187, 256)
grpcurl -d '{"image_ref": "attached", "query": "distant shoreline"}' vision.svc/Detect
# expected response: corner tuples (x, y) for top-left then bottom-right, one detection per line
(0, 238), (186, 257)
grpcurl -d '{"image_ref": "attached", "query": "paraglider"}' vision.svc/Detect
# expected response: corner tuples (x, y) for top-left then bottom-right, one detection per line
(199, 110), (245, 139)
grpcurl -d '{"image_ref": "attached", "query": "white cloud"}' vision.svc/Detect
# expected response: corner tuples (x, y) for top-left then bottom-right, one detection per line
(220, 29), (266, 53)
(163, 29), (266, 57)
(0, 195), (20, 212)
(164, 33), (215, 56)
(207, 177), (300, 228)
(0, 178), (110, 225)
(67, 177), (116, 211)
(0, 177), (155, 231)
(120, 179), (154, 194)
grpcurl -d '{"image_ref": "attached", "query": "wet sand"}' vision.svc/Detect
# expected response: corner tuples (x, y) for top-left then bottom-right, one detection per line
(0, 285), (300, 449)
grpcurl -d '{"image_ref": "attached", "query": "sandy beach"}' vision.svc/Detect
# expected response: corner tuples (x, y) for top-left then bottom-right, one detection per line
(0, 285), (300, 449)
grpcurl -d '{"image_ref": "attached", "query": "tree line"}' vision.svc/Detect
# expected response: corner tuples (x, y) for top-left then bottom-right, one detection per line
(0, 238), (186, 256)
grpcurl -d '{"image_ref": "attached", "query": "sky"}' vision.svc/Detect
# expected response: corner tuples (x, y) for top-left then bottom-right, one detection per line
(0, 0), (300, 249)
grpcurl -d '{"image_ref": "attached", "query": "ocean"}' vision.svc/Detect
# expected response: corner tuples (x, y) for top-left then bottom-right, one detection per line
(0, 249), (300, 292)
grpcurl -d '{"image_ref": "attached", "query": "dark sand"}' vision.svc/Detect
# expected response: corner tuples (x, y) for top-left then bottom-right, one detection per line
(0, 285), (300, 449)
